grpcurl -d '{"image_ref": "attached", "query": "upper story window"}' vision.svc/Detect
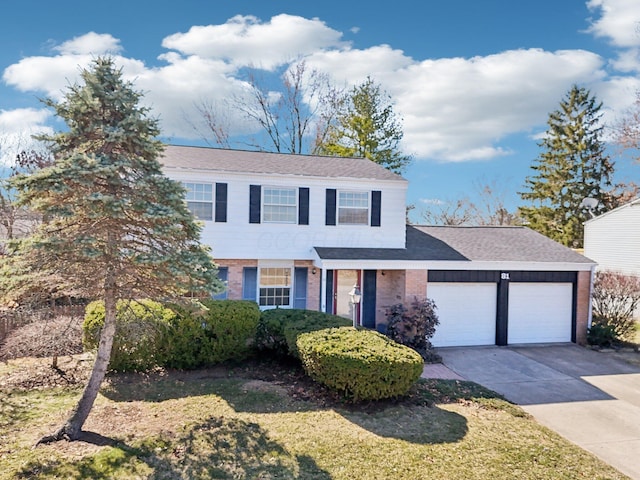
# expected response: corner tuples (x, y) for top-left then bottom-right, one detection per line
(263, 187), (297, 223)
(338, 191), (369, 225)
(184, 182), (213, 221)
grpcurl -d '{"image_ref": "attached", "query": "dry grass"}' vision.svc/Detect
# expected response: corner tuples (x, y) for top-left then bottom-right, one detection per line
(0, 355), (630, 480)
(0, 315), (83, 361)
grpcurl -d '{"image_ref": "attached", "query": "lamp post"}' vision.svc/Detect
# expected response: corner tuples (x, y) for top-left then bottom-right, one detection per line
(348, 284), (361, 327)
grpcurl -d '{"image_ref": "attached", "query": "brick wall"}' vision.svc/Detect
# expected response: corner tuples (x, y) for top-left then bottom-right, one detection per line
(295, 260), (320, 310)
(375, 270), (406, 326)
(405, 270), (428, 304)
(216, 259), (320, 310)
(219, 259), (258, 300)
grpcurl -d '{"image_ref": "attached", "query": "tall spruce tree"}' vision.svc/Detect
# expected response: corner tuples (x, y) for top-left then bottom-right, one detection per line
(519, 85), (614, 248)
(1, 57), (222, 443)
(314, 77), (411, 174)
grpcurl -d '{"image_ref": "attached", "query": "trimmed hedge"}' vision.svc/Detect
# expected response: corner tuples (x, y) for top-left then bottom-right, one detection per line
(255, 308), (351, 358)
(83, 299), (260, 371)
(297, 327), (424, 401)
(164, 299), (260, 369)
(83, 299), (176, 372)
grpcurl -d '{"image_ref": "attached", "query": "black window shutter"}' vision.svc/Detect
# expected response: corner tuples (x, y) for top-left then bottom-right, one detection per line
(249, 185), (261, 224)
(325, 269), (334, 313)
(325, 189), (336, 226)
(362, 270), (377, 329)
(215, 183), (227, 223)
(298, 187), (309, 225)
(371, 190), (382, 227)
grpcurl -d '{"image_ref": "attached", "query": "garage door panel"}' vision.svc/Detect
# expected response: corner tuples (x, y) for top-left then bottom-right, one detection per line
(508, 283), (572, 344)
(428, 283), (497, 347)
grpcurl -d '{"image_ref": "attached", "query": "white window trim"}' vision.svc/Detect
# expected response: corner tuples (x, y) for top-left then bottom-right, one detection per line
(337, 190), (370, 226)
(262, 186), (298, 224)
(257, 260), (294, 309)
(183, 182), (214, 221)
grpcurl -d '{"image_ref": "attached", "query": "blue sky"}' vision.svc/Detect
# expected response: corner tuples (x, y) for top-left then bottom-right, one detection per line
(1, 0), (639, 221)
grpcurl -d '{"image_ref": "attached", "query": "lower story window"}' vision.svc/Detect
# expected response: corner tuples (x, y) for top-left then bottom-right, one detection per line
(259, 267), (291, 307)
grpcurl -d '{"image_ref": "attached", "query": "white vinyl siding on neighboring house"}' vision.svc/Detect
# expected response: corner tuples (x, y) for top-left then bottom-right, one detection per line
(338, 191), (369, 225)
(184, 182), (213, 221)
(584, 200), (640, 277)
(263, 187), (297, 223)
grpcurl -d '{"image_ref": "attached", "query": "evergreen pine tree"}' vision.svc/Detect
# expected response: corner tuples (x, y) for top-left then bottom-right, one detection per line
(519, 85), (614, 248)
(1, 57), (222, 443)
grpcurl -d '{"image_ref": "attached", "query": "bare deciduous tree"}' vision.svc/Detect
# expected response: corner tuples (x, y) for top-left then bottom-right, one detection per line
(592, 271), (640, 341)
(420, 179), (519, 226)
(613, 89), (640, 162)
(194, 60), (343, 154)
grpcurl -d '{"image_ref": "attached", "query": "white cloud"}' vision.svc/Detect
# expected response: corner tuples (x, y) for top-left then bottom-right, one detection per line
(307, 47), (605, 161)
(395, 48), (607, 161)
(2, 33), (128, 102)
(162, 14), (347, 71)
(2, 11), (639, 163)
(0, 108), (53, 165)
(587, 0), (640, 73)
(54, 32), (123, 55)
(587, 0), (640, 48)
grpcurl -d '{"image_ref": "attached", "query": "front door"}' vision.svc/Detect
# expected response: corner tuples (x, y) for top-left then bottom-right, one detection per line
(334, 270), (360, 324)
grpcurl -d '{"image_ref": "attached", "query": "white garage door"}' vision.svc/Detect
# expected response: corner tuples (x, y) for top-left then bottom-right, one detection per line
(428, 283), (497, 347)
(508, 283), (572, 344)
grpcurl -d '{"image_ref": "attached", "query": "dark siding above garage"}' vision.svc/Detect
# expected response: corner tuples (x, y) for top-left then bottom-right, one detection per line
(428, 270), (500, 283)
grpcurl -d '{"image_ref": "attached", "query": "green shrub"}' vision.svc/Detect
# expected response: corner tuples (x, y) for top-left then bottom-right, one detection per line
(83, 299), (176, 372)
(255, 309), (300, 357)
(163, 299), (260, 369)
(255, 308), (351, 359)
(587, 322), (618, 348)
(297, 327), (424, 401)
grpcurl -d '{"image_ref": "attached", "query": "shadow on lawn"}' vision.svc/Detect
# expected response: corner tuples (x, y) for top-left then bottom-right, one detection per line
(17, 417), (332, 479)
(0, 392), (34, 431)
(101, 368), (479, 446)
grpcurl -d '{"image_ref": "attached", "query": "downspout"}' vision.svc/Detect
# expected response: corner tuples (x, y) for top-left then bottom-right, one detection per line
(588, 264), (596, 329)
(320, 264), (326, 313)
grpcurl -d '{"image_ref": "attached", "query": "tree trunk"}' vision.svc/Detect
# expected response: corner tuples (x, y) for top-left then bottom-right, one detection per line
(36, 275), (117, 445)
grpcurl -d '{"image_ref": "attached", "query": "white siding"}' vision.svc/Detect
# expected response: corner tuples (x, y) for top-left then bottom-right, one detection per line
(584, 202), (640, 276)
(165, 168), (407, 260)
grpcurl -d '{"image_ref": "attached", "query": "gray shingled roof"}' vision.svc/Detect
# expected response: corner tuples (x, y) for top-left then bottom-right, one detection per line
(160, 145), (406, 182)
(315, 225), (595, 264)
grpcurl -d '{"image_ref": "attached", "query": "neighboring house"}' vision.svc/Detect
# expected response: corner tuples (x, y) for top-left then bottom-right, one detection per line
(584, 197), (640, 277)
(161, 145), (595, 346)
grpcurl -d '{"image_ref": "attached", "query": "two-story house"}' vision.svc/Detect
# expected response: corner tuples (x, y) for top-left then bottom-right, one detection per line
(161, 145), (596, 347)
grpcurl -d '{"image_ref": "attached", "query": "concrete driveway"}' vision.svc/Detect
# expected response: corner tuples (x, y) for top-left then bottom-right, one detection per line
(438, 344), (640, 480)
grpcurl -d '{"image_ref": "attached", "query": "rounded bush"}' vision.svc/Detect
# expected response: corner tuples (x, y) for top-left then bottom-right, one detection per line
(297, 327), (424, 401)
(164, 299), (260, 369)
(83, 299), (176, 372)
(255, 309), (351, 359)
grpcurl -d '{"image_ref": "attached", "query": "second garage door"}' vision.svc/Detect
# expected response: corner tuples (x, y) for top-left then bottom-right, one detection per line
(507, 282), (573, 344)
(428, 282), (497, 347)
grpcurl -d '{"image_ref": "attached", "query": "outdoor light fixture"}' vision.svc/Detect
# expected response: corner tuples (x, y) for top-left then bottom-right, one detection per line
(348, 284), (361, 327)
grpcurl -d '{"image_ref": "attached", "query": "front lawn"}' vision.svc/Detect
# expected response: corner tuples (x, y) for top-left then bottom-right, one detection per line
(0, 355), (629, 479)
